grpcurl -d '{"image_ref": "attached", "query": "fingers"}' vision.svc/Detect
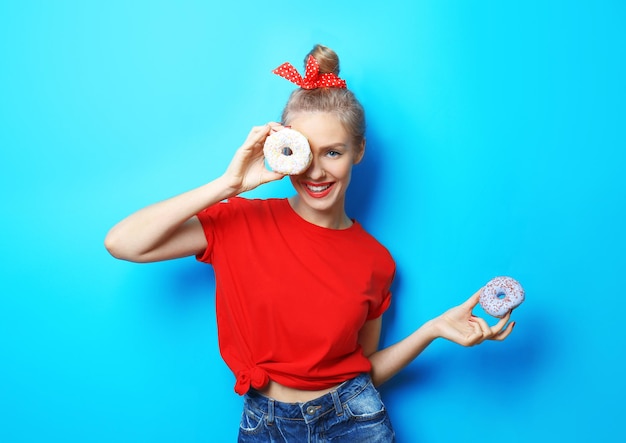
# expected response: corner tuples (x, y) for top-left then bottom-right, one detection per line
(268, 121), (285, 132)
(469, 315), (492, 338)
(491, 318), (515, 341)
(466, 320), (486, 346)
(227, 124), (283, 191)
(468, 310), (514, 344)
(458, 316), (489, 346)
(462, 288), (482, 310)
(491, 313), (514, 341)
(239, 125), (269, 152)
(259, 168), (287, 184)
(243, 122), (290, 154)
(244, 121), (290, 146)
(494, 310), (512, 331)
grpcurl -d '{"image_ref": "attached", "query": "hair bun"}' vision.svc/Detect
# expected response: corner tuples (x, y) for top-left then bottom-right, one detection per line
(306, 44), (340, 75)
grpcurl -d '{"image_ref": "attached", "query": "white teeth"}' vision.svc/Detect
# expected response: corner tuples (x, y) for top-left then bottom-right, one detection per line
(306, 184), (331, 192)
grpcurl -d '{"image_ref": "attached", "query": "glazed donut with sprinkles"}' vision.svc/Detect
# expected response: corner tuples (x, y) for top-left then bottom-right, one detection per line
(263, 128), (312, 175)
(479, 276), (525, 318)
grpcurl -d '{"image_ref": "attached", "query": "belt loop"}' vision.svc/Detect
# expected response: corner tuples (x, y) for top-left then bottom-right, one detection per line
(267, 398), (275, 425)
(331, 390), (343, 416)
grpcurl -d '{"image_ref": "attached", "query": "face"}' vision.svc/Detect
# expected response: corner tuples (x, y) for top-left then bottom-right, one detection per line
(287, 112), (365, 228)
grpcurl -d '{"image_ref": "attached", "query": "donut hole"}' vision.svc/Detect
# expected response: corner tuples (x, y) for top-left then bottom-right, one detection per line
(496, 291), (507, 299)
(281, 147), (293, 156)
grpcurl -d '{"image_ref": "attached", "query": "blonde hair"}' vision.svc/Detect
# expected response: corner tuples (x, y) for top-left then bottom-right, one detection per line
(280, 45), (366, 147)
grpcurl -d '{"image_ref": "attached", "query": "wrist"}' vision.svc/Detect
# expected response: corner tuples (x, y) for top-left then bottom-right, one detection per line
(421, 318), (442, 342)
(215, 174), (242, 199)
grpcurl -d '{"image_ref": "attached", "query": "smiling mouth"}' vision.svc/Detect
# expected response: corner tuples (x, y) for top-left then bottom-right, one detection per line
(306, 183), (332, 192)
(303, 182), (334, 197)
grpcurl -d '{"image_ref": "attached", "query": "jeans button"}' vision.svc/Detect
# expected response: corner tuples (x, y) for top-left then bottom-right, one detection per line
(306, 405), (318, 415)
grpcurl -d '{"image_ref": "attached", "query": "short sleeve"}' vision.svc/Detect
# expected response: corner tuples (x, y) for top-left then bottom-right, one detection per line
(195, 199), (233, 264)
(367, 289), (392, 320)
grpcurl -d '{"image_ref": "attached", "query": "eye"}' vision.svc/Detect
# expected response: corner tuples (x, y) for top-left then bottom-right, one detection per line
(326, 150), (342, 158)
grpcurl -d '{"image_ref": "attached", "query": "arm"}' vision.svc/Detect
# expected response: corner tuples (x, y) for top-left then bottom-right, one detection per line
(364, 290), (515, 387)
(104, 123), (286, 262)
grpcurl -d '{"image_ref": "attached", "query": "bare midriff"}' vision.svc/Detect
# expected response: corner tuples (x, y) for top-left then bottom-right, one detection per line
(257, 380), (342, 403)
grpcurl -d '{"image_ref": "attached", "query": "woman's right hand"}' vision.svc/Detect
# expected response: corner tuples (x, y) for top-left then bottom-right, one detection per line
(222, 123), (286, 195)
(105, 123), (287, 263)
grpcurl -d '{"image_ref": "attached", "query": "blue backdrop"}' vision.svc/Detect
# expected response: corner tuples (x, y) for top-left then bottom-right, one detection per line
(1, 1), (624, 442)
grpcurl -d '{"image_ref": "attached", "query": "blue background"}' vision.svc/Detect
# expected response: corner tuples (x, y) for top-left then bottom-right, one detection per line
(1, 1), (625, 442)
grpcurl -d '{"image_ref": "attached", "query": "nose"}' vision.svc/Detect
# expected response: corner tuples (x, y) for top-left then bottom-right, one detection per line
(304, 157), (325, 181)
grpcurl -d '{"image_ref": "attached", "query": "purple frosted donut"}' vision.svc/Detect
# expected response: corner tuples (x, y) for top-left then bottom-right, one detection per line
(479, 276), (525, 318)
(263, 128), (312, 175)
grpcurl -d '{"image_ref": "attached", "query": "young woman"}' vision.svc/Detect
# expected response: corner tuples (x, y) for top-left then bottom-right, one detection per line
(105, 44), (514, 442)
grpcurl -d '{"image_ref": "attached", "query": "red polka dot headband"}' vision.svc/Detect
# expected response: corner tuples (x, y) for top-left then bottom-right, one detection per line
(272, 55), (347, 89)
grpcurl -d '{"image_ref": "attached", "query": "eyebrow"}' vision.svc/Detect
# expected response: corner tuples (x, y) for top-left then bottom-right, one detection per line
(318, 142), (347, 150)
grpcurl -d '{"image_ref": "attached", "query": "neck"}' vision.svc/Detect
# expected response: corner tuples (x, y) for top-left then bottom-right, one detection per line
(288, 196), (352, 230)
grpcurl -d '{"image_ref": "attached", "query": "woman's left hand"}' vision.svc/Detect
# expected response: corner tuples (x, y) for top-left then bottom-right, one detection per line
(432, 289), (515, 346)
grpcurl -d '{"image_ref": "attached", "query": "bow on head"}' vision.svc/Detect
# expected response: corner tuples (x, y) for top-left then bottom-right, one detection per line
(272, 55), (347, 89)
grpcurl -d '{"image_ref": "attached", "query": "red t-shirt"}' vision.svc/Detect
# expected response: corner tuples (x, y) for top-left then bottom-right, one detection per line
(196, 197), (395, 395)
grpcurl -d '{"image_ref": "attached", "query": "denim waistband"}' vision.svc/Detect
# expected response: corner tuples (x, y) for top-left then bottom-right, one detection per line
(244, 373), (372, 425)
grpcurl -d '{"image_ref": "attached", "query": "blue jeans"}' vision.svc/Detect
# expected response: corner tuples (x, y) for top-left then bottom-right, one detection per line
(238, 373), (395, 442)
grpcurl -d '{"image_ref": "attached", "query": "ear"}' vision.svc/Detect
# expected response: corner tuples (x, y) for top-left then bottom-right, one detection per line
(353, 138), (366, 165)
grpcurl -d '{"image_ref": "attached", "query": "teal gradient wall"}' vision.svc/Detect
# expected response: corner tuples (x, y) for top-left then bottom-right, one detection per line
(1, 1), (624, 442)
